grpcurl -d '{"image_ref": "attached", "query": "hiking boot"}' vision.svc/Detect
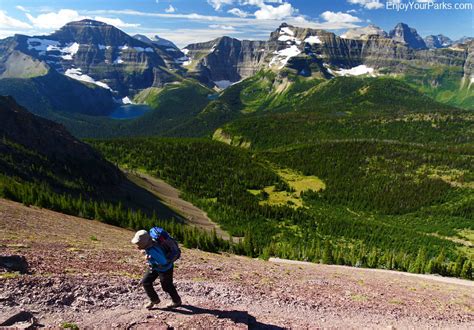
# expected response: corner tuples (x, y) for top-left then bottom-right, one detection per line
(144, 299), (160, 310)
(167, 298), (182, 309)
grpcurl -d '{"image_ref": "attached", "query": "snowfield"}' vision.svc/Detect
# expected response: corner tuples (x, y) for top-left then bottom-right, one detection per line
(269, 45), (301, 69)
(65, 68), (112, 90)
(27, 38), (80, 60)
(335, 65), (376, 76)
(305, 36), (323, 44)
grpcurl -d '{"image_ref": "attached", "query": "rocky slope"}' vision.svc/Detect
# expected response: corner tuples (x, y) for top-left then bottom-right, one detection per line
(1, 198), (473, 328)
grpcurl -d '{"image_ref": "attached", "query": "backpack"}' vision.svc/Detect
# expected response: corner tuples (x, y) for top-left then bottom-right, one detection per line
(149, 227), (181, 263)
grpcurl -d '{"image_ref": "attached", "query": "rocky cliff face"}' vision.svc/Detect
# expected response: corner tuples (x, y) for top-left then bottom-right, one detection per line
(183, 36), (267, 85)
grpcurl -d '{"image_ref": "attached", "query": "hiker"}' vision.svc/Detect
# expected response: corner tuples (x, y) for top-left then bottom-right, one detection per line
(131, 230), (182, 309)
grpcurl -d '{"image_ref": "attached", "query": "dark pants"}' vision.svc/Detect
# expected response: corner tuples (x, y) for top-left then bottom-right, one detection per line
(141, 267), (181, 303)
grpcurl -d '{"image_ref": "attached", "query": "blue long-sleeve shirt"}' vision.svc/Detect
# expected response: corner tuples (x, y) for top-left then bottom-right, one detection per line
(145, 245), (173, 272)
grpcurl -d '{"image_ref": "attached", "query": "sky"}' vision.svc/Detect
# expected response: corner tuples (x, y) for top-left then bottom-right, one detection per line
(0, 0), (472, 47)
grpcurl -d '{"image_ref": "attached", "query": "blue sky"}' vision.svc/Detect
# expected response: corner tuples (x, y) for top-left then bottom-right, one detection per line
(0, 0), (472, 47)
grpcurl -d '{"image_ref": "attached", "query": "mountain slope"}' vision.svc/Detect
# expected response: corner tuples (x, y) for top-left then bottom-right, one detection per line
(1, 198), (473, 328)
(0, 70), (116, 117)
(168, 72), (461, 139)
(0, 95), (182, 222)
(0, 95), (120, 186)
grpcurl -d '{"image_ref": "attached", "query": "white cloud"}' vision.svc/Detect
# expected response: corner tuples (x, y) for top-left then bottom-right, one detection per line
(321, 11), (362, 24)
(165, 5), (176, 13)
(26, 9), (83, 29)
(228, 8), (249, 18)
(93, 16), (140, 28)
(347, 0), (384, 10)
(207, 0), (234, 11)
(25, 9), (139, 30)
(154, 28), (244, 46)
(84, 9), (363, 44)
(15, 6), (29, 13)
(254, 2), (294, 20)
(0, 10), (32, 29)
(209, 24), (235, 30)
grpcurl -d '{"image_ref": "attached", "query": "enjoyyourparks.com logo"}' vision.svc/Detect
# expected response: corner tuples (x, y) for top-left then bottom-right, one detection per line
(386, 1), (473, 11)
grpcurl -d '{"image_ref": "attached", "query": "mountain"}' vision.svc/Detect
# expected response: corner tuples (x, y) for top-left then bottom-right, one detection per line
(389, 23), (427, 49)
(456, 37), (474, 44)
(340, 24), (388, 40)
(182, 36), (267, 86)
(424, 34), (453, 49)
(183, 22), (471, 109)
(133, 34), (180, 50)
(0, 19), (472, 139)
(185, 22), (468, 82)
(0, 19), (185, 98)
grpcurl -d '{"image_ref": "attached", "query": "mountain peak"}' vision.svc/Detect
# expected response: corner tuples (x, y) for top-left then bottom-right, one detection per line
(65, 19), (109, 27)
(424, 34), (453, 49)
(341, 24), (387, 40)
(389, 22), (426, 49)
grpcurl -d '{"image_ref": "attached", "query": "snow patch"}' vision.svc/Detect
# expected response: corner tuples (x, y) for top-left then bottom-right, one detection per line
(122, 97), (133, 104)
(278, 35), (302, 45)
(98, 44), (107, 50)
(114, 57), (124, 64)
(214, 80), (232, 89)
(175, 55), (191, 66)
(269, 45), (301, 69)
(323, 63), (336, 76)
(27, 39), (80, 60)
(65, 68), (112, 90)
(181, 48), (189, 55)
(60, 42), (79, 60)
(280, 27), (294, 36)
(336, 65), (375, 76)
(304, 36), (322, 44)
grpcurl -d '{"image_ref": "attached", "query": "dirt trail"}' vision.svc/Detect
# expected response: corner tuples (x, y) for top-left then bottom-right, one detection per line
(125, 171), (232, 240)
(1, 199), (473, 329)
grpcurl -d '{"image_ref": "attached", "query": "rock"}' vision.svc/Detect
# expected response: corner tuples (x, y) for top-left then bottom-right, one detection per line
(0, 255), (28, 273)
(0, 310), (37, 328)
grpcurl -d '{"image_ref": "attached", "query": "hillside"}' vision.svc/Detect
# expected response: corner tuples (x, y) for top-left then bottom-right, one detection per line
(169, 72), (465, 139)
(91, 138), (473, 279)
(1, 198), (473, 328)
(0, 95), (188, 225)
